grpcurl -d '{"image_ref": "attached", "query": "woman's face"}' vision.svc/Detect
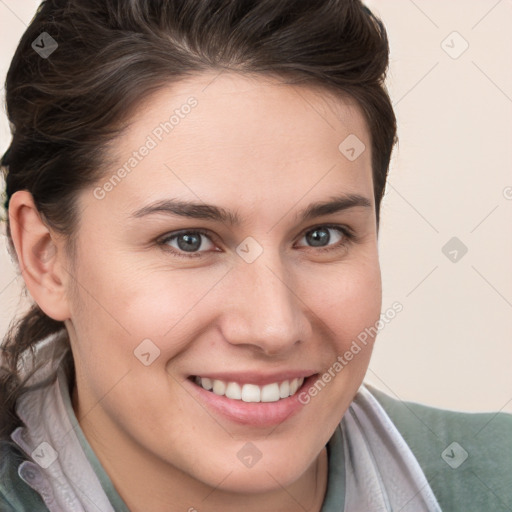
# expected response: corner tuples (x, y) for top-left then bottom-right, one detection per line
(65, 72), (381, 502)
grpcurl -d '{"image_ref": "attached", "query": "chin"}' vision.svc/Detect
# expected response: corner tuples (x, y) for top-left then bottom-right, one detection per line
(223, 452), (313, 494)
(212, 468), (300, 495)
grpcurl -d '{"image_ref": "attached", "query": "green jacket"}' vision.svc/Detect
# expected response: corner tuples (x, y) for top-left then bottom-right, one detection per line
(368, 386), (512, 511)
(1, 384), (511, 511)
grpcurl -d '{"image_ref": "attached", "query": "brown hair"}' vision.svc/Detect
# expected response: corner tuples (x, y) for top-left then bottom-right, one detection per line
(0, 0), (397, 442)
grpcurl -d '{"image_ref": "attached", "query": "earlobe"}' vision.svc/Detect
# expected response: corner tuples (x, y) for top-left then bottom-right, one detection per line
(8, 190), (71, 321)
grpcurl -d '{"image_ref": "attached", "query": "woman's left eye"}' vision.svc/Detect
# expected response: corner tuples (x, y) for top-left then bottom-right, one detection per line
(295, 225), (353, 251)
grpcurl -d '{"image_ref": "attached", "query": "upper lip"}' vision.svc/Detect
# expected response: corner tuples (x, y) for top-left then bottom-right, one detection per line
(190, 371), (317, 386)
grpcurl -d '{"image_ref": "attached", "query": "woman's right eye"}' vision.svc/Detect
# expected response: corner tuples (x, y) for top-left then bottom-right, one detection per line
(158, 230), (218, 258)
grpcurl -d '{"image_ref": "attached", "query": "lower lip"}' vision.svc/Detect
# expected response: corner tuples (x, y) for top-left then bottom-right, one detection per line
(185, 375), (318, 427)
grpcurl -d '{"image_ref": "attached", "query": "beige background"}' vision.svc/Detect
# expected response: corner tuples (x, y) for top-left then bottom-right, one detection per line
(1, 1), (511, 412)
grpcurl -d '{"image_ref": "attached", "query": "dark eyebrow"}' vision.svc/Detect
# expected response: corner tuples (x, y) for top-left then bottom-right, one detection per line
(296, 194), (372, 222)
(130, 199), (241, 225)
(130, 194), (372, 225)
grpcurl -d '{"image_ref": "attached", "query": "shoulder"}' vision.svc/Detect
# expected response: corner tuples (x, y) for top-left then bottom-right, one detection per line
(0, 441), (48, 512)
(366, 384), (512, 512)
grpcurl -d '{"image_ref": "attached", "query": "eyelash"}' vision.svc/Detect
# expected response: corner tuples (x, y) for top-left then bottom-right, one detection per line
(157, 224), (356, 259)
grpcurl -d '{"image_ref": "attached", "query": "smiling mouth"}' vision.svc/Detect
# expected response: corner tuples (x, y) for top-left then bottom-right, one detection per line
(190, 375), (311, 403)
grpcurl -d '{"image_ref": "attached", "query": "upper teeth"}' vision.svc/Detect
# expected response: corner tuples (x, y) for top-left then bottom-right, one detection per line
(194, 376), (305, 402)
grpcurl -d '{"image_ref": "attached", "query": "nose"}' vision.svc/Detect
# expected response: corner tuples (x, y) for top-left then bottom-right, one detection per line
(219, 255), (310, 356)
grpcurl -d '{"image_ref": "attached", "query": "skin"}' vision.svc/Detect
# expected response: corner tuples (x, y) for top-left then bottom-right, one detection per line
(9, 72), (382, 512)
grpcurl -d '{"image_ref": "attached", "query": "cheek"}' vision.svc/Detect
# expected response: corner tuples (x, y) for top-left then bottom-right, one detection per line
(294, 257), (381, 420)
(115, 266), (229, 343)
(306, 255), (382, 346)
(66, 256), (233, 404)
(70, 244), (220, 335)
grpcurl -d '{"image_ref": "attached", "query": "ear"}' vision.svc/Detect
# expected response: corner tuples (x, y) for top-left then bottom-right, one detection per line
(8, 190), (71, 321)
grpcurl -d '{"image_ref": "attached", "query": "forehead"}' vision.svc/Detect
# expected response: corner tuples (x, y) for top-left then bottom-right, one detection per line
(94, 72), (373, 222)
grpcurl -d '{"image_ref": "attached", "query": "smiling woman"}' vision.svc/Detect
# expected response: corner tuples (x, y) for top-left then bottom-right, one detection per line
(0, 1), (510, 512)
